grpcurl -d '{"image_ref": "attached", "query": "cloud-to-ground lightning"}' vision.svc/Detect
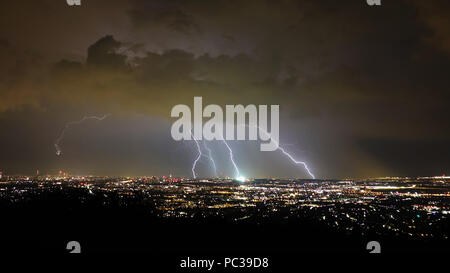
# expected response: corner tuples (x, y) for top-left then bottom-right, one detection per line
(190, 132), (202, 179)
(189, 133), (219, 178)
(186, 124), (314, 179)
(222, 140), (240, 178)
(190, 138), (240, 179)
(189, 134), (314, 179)
(254, 125), (315, 179)
(277, 145), (315, 179)
(218, 124), (315, 179)
(203, 141), (217, 177)
(55, 114), (111, 156)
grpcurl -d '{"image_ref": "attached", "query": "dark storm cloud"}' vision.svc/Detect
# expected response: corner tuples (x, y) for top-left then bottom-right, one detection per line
(87, 35), (127, 68)
(0, 0), (449, 177)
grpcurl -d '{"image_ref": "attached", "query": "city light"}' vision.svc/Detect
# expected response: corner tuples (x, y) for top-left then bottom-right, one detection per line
(236, 176), (247, 182)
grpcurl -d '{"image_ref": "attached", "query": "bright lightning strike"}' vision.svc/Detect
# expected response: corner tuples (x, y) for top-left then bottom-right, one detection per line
(236, 176), (247, 182)
(278, 146), (315, 179)
(189, 134), (218, 179)
(203, 141), (217, 177)
(55, 114), (111, 156)
(222, 140), (240, 178)
(186, 127), (315, 179)
(190, 132), (202, 179)
(219, 126), (315, 179)
(255, 126), (315, 179)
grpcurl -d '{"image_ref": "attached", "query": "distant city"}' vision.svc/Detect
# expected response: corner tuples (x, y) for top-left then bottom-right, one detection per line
(1, 172), (449, 244)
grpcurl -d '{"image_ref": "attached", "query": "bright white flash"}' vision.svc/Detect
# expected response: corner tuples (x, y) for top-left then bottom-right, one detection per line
(55, 114), (110, 156)
(236, 176), (247, 182)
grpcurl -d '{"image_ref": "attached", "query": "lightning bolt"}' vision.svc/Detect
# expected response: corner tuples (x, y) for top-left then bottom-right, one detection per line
(254, 125), (315, 179)
(189, 134), (219, 179)
(278, 146), (315, 179)
(222, 140), (240, 178)
(217, 124), (315, 179)
(55, 114), (111, 156)
(191, 131), (314, 179)
(186, 124), (315, 179)
(191, 138), (240, 179)
(203, 141), (217, 177)
(190, 132), (202, 179)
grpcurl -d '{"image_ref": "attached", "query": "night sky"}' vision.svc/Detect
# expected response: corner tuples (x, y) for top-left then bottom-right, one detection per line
(0, 0), (449, 178)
